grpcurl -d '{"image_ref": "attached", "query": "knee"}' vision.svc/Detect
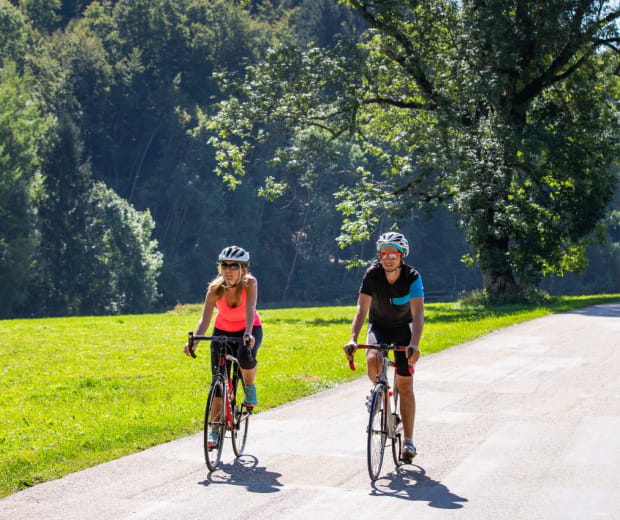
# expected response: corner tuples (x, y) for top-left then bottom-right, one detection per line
(237, 346), (257, 370)
(366, 350), (381, 364)
(396, 375), (413, 393)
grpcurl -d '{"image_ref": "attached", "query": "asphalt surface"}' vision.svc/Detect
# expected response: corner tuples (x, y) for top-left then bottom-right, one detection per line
(1, 303), (619, 520)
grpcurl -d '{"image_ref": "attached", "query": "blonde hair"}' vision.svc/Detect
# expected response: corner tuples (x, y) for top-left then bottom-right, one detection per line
(208, 263), (250, 299)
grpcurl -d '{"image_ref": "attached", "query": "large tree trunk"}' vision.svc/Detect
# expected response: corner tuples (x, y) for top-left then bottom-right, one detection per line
(479, 235), (519, 298)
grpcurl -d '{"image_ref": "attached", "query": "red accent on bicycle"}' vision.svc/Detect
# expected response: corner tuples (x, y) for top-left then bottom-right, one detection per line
(347, 344), (415, 375)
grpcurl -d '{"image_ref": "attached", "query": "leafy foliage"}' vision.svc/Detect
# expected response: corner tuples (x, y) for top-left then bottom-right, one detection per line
(209, 0), (620, 302)
(0, 0), (618, 317)
(0, 62), (50, 317)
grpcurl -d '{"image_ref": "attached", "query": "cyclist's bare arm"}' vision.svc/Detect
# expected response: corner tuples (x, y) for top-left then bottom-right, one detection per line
(408, 296), (424, 365)
(344, 293), (371, 361)
(242, 275), (258, 348)
(184, 289), (218, 357)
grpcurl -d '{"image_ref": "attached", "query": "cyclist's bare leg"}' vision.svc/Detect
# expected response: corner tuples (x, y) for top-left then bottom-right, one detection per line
(210, 396), (223, 426)
(366, 349), (383, 384)
(241, 366), (256, 385)
(396, 374), (415, 438)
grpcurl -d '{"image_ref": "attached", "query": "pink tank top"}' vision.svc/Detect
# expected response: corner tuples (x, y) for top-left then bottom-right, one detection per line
(214, 289), (261, 332)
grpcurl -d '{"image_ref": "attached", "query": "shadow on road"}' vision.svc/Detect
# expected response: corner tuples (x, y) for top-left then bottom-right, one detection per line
(566, 303), (620, 317)
(198, 455), (283, 493)
(371, 464), (468, 509)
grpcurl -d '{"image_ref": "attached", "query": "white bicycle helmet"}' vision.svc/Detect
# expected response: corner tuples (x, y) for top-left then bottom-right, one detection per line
(218, 245), (250, 264)
(376, 232), (410, 257)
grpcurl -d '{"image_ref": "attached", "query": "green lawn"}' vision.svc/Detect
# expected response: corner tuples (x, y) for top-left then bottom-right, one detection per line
(0, 294), (618, 498)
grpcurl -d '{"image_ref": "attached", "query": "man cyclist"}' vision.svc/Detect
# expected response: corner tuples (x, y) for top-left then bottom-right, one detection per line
(344, 231), (424, 462)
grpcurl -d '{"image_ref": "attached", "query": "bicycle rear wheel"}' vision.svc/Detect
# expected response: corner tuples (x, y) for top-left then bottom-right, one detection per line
(391, 413), (402, 466)
(367, 384), (387, 481)
(231, 375), (250, 457)
(204, 378), (226, 471)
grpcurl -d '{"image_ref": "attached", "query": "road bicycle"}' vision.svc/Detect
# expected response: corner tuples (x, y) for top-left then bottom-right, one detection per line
(348, 343), (413, 481)
(188, 332), (253, 471)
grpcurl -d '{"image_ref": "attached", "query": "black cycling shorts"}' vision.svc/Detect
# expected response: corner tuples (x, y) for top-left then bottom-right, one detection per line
(210, 325), (263, 376)
(367, 323), (413, 377)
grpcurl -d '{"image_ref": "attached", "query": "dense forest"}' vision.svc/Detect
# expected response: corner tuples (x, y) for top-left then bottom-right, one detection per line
(0, 0), (618, 318)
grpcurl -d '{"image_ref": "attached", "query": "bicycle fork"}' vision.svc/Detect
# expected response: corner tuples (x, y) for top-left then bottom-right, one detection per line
(385, 384), (403, 440)
(225, 379), (235, 430)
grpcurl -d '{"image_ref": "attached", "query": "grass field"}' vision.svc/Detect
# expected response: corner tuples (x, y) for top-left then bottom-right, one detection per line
(1, 294), (618, 498)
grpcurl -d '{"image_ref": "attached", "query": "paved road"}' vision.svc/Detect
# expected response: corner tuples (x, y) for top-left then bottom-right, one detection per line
(1, 303), (619, 520)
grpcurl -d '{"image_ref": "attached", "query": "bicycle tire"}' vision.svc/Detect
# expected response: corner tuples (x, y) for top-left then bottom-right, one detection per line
(231, 373), (250, 457)
(204, 377), (226, 471)
(367, 384), (387, 481)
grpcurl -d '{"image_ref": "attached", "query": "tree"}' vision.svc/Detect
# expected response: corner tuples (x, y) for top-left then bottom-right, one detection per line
(16, 0), (62, 33)
(543, 169), (620, 295)
(80, 181), (163, 314)
(73, 0), (295, 306)
(0, 62), (50, 318)
(30, 113), (95, 316)
(291, 0), (366, 48)
(206, 0), (620, 301)
(27, 113), (163, 317)
(20, 19), (164, 317)
(0, 0), (30, 68)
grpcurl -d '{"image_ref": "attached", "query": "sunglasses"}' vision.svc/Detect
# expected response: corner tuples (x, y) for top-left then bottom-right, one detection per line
(220, 262), (241, 270)
(378, 251), (402, 260)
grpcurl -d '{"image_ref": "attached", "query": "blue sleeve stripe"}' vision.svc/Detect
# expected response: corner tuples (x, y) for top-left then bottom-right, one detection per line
(410, 276), (424, 297)
(390, 276), (424, 305)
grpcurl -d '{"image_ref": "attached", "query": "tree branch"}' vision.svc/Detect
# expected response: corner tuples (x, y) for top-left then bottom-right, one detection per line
(514, 7), (620, 105)
(361, 96), (432, 110)
(348, 1), (444, 107)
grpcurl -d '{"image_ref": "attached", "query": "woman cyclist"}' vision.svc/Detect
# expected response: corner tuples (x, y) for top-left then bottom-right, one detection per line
(344, 231), (424, 463)
(185, 245), (263, 448)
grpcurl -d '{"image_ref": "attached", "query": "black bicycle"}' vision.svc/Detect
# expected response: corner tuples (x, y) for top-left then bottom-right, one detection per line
(348, 343), (412, 481)
(188, 332), (252, 471)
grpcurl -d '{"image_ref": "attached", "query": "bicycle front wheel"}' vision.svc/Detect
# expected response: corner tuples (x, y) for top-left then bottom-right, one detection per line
(367, 384), (387, 481)
(204, 378), (226, 471)
(231, 376), (250, 457)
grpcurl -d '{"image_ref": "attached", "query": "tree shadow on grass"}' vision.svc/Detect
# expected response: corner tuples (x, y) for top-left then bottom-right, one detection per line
(370, 463), (468, 509)
(198, 455), (282, 493)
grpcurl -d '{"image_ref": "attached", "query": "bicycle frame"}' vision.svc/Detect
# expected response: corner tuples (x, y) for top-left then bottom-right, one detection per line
(349, 343), (410, 480)
(353, 343), (406, 437)
(188, 332), (251, 470)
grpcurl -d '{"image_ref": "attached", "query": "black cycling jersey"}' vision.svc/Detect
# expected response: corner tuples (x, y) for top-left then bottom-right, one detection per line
(360, 262), (424, 329)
